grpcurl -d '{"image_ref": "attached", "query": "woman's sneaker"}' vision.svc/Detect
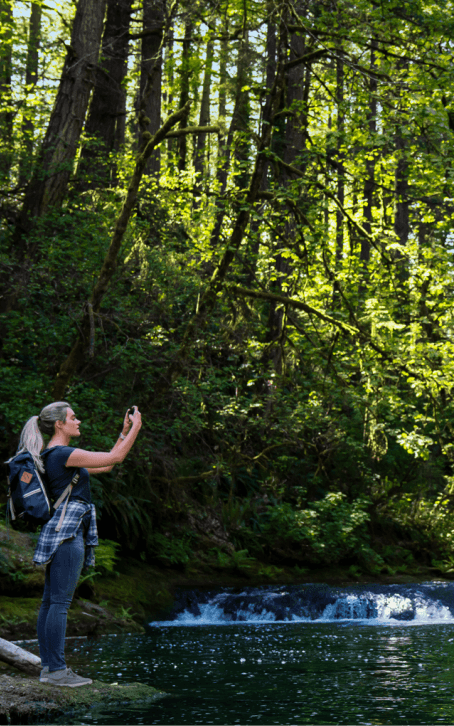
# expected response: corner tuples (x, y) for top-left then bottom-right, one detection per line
(40, 666), (49, 682)
(47, 667), (92, 687)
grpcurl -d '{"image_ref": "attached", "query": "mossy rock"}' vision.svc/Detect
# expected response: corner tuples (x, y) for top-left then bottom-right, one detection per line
(0, 674), (165, 723)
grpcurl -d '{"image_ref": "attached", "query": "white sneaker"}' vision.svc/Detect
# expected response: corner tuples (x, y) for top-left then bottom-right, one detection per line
(40, 666), (49, 682)
(47, 667), (92, 687)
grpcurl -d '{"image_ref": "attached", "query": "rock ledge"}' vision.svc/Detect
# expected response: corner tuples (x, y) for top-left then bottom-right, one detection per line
(0, 674), (164, 724)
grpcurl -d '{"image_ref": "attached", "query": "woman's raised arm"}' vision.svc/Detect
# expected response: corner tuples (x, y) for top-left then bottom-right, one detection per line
(66, 408), (142, 469)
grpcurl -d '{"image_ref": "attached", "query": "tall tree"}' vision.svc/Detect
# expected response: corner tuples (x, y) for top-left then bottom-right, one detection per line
(78, 0), (133, 187)
(193, 34), (214, 201)
(13, 0), (108, 250)
(138, 0), (165, 176)
(0, 0), (13, 183)
(335, 47), (345, 265)
(265, 20), (309, 373)
(19, 2), (42, 187)
(177, 17), (194, 173)
(360, 37), (378, 267)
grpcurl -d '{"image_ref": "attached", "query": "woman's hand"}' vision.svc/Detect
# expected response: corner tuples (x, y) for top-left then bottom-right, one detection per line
(67, 405), (143, 469)
(129, 405), (142, 428)
(122, 409), (132, 436)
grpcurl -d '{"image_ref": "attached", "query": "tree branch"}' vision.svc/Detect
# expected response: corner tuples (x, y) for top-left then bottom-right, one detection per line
(165, 124), (221, 138)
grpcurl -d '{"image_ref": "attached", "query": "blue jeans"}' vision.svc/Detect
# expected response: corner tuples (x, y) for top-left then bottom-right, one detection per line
(37, 527), (85, 672)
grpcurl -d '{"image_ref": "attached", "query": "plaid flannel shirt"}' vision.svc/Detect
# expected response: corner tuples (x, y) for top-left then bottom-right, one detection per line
(33, 500), (98, 569)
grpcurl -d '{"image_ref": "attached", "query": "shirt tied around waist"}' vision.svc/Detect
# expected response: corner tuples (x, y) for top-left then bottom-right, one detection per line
(33, 501), (98, 569)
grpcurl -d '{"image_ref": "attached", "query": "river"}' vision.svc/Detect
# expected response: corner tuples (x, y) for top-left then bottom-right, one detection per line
(27, 583), (454, 724)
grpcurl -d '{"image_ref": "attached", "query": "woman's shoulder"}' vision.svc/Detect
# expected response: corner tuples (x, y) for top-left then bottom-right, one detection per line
(42, 445), (76, 462)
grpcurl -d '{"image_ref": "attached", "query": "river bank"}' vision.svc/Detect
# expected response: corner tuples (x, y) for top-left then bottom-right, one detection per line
(0, 673), (164, 724)
(0, 515), (449, 642)
(0, 553), (447, 642)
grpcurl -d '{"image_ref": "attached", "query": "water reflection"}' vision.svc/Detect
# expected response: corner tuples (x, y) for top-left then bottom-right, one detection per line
(31, 622), (454, 724)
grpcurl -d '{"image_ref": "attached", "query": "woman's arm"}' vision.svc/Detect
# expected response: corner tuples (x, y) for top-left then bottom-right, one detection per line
(85, 410), (133, 473)
(66, 407), (142, 469)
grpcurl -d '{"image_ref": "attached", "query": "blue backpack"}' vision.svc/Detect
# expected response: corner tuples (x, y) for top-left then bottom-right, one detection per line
(6, 449), (79, 531)
(6, 450), (52, 528)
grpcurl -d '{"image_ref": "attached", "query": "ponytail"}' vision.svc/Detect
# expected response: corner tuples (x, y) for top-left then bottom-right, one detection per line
(17, 401), (70, 473)
(18, 416), (44, 472)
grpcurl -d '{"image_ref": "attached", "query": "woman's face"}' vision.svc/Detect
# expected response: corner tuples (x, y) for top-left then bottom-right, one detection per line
(57, 407), (81, 438)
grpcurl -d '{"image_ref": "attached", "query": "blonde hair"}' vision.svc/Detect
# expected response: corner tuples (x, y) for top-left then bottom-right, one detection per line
(17, 402), (70, 472)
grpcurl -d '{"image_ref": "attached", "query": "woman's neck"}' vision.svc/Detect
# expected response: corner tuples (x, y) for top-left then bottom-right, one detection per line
(47, 433), (71, 448)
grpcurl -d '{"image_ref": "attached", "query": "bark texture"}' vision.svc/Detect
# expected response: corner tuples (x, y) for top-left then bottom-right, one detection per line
(193, 36), (214, 200)
(266, 19), (309, 372)
(78, 0), (133, 187)
(14, 0), (107, 246)
(0, 0), (13, 182)
(0, 637), (41, 676)
(177, 18), (194, 172)
(138, 0), (164, 176)
(19, 2), (42, 186)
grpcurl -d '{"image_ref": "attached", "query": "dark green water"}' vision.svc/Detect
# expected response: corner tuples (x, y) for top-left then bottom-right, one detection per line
(52, 622), (454, 725)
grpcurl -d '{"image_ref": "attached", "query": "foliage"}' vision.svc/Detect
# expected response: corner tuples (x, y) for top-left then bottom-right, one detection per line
(3, 0), (454, 574)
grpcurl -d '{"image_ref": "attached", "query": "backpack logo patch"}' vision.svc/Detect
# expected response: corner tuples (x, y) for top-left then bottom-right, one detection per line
(20, 471), (33, 484)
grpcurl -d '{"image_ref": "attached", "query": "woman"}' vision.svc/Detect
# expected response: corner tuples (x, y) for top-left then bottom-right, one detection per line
(18, 400), (141, 688)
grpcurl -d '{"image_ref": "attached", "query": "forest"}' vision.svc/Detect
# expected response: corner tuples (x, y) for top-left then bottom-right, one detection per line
(2, 0), (454, 581)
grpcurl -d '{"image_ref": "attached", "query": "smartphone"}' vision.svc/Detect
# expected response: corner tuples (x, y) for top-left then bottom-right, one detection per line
(129, 406), (136, 420)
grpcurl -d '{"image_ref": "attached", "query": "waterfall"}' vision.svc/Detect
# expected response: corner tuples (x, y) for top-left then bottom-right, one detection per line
(150, 583), (454, 626)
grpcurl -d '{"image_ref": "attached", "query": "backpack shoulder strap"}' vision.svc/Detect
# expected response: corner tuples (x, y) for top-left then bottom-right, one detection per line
(54, 472), (80, 532)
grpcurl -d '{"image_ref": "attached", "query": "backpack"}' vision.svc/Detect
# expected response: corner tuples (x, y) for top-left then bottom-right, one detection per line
(6, 450), (78, 531)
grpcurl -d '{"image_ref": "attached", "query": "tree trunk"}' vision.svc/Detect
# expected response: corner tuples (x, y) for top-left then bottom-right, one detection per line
(244, 9), (276, 285)
(165, 26), (176, 161)
(394, 138), (409, 246)
(234, 30), (251, 191)
(0, 637), (41, 676)
(193, 36), (214, 201)
(78, 0), (133, 188)
(0, 0), (13, 183)
(209, 27), (252, 249)
(19, 2), (42, 186)
(13, 0), (108, 248)
(361, 38), (378, 265)
(335, 48), (344, 264)
(138, 0), (164, 176)
(177, 18), (194, 173)
(392, 59), (409, 285)
(266, 18), (308, 373)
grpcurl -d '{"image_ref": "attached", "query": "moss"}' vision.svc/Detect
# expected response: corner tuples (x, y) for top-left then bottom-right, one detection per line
(0, 597), (41, 637)
(0, 674), (165, 723)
